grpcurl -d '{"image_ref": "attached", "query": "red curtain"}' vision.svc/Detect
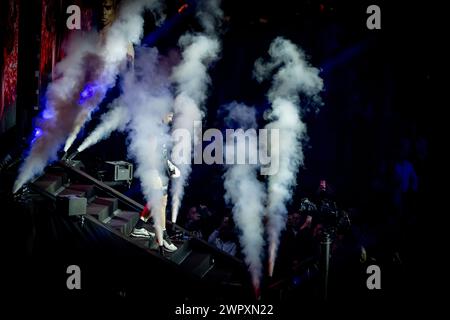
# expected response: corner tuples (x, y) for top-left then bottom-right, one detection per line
(0, 0), (20, 132)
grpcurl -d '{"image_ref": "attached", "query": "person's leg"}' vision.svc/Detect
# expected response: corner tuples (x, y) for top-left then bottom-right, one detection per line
(131, 203), (154, 238)
(145, 174), (164, 248)
(161, 194), (167, 230)
(137, 203), (151, 226)
(160, 193), (177, 252)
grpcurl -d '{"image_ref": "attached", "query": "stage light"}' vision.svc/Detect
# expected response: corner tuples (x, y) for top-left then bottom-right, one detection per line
(34, 128), (42, 138)
(30, 127), (43, 143)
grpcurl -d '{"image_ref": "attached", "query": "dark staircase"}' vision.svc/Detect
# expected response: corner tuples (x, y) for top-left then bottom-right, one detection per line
(29, 160), (251, 300)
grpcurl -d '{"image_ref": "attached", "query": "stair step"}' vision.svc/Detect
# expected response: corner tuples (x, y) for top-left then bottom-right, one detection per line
(44, 170), (68, 185)
(86, 203), (110, 222)
(27, 162), (249, 294)
(130, 236), (155, 249)
(106, 210), (139, 236)
(33, 174), (63, 195)
(193, 255), (215, 278)
(46, 168), (68, 180)
(92, 197), (118, 216)
(181, 253), (214, 279)
(203, 267), (234, 284)
(67, 184), (96, 199)
(55, 195), (87, 216)
(58, 187), (86, 197)
(170, 241), (192, 265)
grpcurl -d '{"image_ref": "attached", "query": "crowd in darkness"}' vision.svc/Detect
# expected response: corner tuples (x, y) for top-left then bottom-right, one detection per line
(166, 0), (434, 303)
(178, 133), (428, 301)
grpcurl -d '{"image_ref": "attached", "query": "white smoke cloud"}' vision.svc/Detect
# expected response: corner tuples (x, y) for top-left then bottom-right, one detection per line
(222, 102), (266, 293)
(63, 108), (91, 152)
(254, 37), (323, 276)
(124, 47), (173, 245)
(14, 0), (163, 192)
(169, 0), (223, 223)
(265, 98), (306, 276)
(77, 100), (130, 152)
(13, 34), (102, 192)
(101, 0), (159, 79)
(173, 34), (220, 104)
(196, 0), (224, 36)
(64, 0), (164, 152)
(254, 37), (323, 105)
(170, 34), (220, 223)
(169, 94), (201, 222)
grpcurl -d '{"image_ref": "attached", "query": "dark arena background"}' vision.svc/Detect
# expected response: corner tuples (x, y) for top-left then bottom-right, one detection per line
(1, 0), (440, 318)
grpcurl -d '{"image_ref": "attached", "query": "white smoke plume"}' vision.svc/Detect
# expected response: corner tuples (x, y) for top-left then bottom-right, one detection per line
(14, 0), (163, 192)
(101, 0), (162, 81)
(254, 37), (323, 276)
(222, 102), (266, 295)
(64, 108), (91, 152)
(170, 34), (220, 223)
(169, 94), (201, 223)
(169, 0), (222, 223)
(173, 35), (220, 105)
(124, 47), (173, 245)
(77, 100), (130, 152)
(63, 0), (164, 152)
(13, 34), (103, 193)
(197, 0), (223, 36)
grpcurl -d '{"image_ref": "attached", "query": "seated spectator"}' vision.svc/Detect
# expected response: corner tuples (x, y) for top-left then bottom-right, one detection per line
(274, 211), (315, 278)
(208, 216), (237, 256)
(184, 206), (203, 238)
(197, 204), (217, 239)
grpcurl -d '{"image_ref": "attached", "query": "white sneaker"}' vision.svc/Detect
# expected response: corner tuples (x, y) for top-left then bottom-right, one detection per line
(131, 228), (155, 238)
(163, 239), (177, 252)
(162, 230), (177, 252)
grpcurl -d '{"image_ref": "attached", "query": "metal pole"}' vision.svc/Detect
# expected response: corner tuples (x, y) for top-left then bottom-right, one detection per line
(320, 231), (332, 301)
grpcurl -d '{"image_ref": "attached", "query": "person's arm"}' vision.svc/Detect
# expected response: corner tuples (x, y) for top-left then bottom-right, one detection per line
(300, 215), (313, 230)
(167, 159), (180, 178)
(226, 242), (237, 256)
(162, 139), (180, 178)
(208, 230), (219, 244)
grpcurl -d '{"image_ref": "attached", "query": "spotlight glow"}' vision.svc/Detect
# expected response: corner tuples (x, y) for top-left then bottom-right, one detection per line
(78, 83), (98, 104)
(33, 128), (42, 139)
(42, 108), (54, 120)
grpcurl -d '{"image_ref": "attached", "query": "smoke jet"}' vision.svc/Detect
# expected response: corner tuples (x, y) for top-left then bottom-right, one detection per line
(222, 102), (266, 295)
(170, 34), (220, 223)
(14, 0), (163, 192)
(254, 37), (323, 276)
(77, 100), (130, 152)
(124, 47), (173, 246)
(169, 0), (223, 223)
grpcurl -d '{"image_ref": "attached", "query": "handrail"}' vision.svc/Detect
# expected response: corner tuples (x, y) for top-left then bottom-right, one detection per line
(59, 160), (145, 212)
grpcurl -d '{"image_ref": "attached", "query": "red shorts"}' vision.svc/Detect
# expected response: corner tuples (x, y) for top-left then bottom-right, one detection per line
(140, 203), (151, 220)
